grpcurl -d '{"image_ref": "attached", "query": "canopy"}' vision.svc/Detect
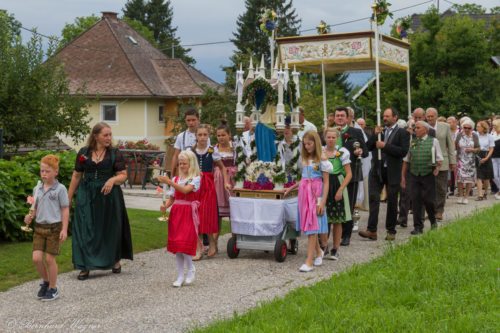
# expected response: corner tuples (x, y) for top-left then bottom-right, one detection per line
(276, 31), (409, 73)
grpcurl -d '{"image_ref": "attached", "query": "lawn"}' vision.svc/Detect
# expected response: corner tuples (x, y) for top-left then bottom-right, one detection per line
(0, 208), (230, 292)
(196, 204), (500, 333)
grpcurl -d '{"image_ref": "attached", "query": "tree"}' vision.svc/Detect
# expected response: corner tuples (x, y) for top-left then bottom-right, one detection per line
(59, 14), (158, 50)
(59, 15), (100, 49)
(357, 7), (500, 121)
(123, 0), (195, 64)
(226, 0), (301, 86)
(451, 3), (487, 15)
(0, 11), (90, 149)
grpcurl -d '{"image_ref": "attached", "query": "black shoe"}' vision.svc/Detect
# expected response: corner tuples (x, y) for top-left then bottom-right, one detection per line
(326, 248), (339, 260)
(431, 223), (438, 230)
(340, 237), (350, 246)
(37, 281), (49, 299)
(410, 229), (423, 235)
(41, 287), (59, 301)
(77, 270), (89, 280)
(112, 264), (121, 274)
(400, 222), (407, 228)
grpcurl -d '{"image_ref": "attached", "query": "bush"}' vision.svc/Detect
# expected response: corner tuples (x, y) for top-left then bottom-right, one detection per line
(0, 150), (76, 241)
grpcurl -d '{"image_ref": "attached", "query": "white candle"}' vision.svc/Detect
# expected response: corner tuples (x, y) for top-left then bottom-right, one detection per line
(162, 183), (167, 202)
(431, 145), (436, 165)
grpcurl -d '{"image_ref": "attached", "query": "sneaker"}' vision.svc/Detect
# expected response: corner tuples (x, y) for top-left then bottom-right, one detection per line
(457, 197), (463, 204)
(37, 281), (49, 299)
(353, 221), (359, 231)
(185, 268), (196, 285)
(327, 249), (339, 260)
(313, 250), (324, 266)
(299, 264), (314, 272)
(41, 288), (59, 301)
(463, 198), (468, 205)
(495, 193), (500, 200)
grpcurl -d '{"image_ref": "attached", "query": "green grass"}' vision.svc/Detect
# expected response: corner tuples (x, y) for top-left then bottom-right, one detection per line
(0, 208), (230, 292)
(196, 204), (500, 333)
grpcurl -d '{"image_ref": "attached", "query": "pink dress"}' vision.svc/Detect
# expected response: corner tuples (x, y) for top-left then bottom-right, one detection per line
(166, 176), (201, 256)
(214, 146), (236, 217)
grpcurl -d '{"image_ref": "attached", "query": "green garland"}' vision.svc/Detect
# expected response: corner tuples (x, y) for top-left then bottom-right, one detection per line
(285, 80), (299, 113)
(242, 78), (277, 110)
(372, 0), (393, 26)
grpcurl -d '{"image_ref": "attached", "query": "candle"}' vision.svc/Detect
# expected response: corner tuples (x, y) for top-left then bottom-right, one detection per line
(431, 145), (436, 165)
(162, 183), (167, 202)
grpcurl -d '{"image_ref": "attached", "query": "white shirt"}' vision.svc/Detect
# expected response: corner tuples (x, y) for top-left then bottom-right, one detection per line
(174, 130), (210, 151)
(478, 133), (494, 151)
(298, 119), (317, 140)
(404, 135), (443, 163)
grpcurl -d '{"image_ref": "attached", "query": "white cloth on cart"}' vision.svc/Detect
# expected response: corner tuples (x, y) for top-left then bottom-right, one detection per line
(229, 196), (298, 236)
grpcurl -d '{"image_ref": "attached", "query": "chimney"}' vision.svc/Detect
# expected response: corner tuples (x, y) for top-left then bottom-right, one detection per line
(101, 12), (118, 20)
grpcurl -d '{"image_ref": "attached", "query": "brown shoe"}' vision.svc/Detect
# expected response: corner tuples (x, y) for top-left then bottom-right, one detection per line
(435, 212), (443, 220)
(358, 230), (377, 240)
(385, 233), (396, 241)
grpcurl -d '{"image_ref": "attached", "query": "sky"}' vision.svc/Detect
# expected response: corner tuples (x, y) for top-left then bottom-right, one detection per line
(1, 0), (498, 84)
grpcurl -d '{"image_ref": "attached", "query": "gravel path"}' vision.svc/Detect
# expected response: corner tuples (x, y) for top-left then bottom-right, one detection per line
(1, 195), (496, 333)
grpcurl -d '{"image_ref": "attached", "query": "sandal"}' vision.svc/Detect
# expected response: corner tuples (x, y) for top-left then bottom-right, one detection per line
(193, 251), (203, 261)
(77, 270), (89, 280)
(475, 196), (484, 201)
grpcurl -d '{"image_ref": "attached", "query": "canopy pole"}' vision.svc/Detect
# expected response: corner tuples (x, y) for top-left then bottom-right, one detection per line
(321, 61), (327, 127)
(373, 8), (382, 160)
(406, 67), (412, 119)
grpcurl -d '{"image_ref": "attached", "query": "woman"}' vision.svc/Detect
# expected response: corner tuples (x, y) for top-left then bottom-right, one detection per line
(491, 119), (500, 200)
(68, 122), (133, 280)
(475, 121), (494, 200)
(455, 119), (480, 205)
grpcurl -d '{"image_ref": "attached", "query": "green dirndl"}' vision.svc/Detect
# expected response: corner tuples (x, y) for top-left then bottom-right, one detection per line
(72, 147), (133, 270)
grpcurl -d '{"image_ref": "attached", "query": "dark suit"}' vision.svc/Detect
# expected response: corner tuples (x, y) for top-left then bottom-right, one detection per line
(366, 126), (410, 234)
(339, 126), (368, 241)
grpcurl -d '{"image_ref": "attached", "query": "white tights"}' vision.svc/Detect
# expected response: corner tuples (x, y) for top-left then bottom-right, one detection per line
(175, 253), (194, 283)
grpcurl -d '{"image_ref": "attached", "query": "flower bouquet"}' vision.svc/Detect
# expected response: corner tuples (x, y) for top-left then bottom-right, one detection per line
(259, 8), (277, 37)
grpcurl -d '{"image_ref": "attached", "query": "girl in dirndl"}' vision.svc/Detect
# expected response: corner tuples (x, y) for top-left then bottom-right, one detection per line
(214, 121), (236, 249)
(285, 130), (331, 272)
(322, 127), (352, 260)
(193, 124), (231, 259)
(159, 150), (201, 287)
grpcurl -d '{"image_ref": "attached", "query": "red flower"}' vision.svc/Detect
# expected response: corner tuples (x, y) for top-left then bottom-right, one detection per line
(343, 133), (350, 140)
(78, 155), (88, 164)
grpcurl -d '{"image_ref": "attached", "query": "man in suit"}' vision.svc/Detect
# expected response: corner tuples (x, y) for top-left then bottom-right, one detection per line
(359, 107), (410, 241)
(426, 108), (456, 221)
(334, 106), (368, 246)
(401, 121), (443, 234)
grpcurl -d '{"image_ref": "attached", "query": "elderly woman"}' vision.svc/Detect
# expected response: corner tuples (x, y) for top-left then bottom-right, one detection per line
(455, 119), (480, 204)
(475, 121), (495, 200)
(491, 119), (500, 200)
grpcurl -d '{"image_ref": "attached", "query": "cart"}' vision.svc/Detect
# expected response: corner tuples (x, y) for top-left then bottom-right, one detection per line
(227, 189), (299, 262)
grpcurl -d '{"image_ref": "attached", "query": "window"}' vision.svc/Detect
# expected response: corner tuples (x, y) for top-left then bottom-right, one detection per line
(158, 105), (165, 122)
(101, 103), (117, 122)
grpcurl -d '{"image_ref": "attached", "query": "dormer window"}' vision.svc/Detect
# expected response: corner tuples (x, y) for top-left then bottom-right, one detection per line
(127, 36), (138, 45)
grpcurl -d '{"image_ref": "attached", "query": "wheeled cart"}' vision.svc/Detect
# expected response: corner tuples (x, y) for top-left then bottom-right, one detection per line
(227, 190), (299, 262)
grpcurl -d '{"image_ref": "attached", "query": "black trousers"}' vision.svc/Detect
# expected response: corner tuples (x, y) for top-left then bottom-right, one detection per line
(341, 181), (359, 239)
(367, 167), (400, 234)
(410, 173), (437, 231)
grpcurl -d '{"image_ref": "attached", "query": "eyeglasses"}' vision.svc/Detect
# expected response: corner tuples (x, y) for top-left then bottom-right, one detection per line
(463, 127), (472, 130)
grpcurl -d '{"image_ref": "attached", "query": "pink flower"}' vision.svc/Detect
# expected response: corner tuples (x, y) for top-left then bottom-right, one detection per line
(26, 195), (35, 205)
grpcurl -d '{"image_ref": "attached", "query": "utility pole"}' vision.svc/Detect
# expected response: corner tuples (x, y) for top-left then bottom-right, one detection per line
(437, 0), (440, 13)
(171, 44), (175, 59)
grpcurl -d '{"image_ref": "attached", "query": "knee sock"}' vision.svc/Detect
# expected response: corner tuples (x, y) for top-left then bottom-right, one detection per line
(184, 254), (194, 274)
(175, 253), (184, 282)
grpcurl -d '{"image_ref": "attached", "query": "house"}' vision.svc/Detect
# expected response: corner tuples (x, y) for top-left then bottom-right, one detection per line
(55, 11), (221, 151)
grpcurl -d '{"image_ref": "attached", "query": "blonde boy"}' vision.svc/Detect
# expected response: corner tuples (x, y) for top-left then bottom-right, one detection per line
(24, 155), (69, 301)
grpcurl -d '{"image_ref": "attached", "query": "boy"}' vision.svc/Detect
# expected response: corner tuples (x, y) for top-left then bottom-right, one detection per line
(24, 154), (69, 301)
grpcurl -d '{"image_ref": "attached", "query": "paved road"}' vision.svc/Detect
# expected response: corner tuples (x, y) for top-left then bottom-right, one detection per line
(0, 194), (497, 333)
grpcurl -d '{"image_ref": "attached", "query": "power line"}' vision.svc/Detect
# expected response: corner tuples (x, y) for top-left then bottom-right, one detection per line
(18, 0), (435, 54)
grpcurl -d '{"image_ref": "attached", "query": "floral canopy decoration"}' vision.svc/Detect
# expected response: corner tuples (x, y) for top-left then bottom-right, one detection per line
(371, 0), (393, 26)
(259, 8), (277, 37)
(316, 20), (330, 35)
(395, 16), (412, 39)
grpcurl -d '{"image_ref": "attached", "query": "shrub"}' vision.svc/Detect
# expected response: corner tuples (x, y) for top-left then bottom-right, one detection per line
(0, 150), (76, 241)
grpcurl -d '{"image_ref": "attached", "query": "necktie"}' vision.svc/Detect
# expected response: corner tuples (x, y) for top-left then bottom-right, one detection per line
(384, 127), (393, 143)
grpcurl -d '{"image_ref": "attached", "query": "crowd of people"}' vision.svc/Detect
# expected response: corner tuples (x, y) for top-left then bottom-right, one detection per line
(24, 106), (500, 298)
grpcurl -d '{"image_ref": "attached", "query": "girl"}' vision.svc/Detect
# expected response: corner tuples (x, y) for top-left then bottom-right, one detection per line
(159, 150), (201, 287)
(285, 130), (331, 272)
(193, 124), (231, 259)
(214, 121), (236, 250)
(321, 128), (352, 260)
